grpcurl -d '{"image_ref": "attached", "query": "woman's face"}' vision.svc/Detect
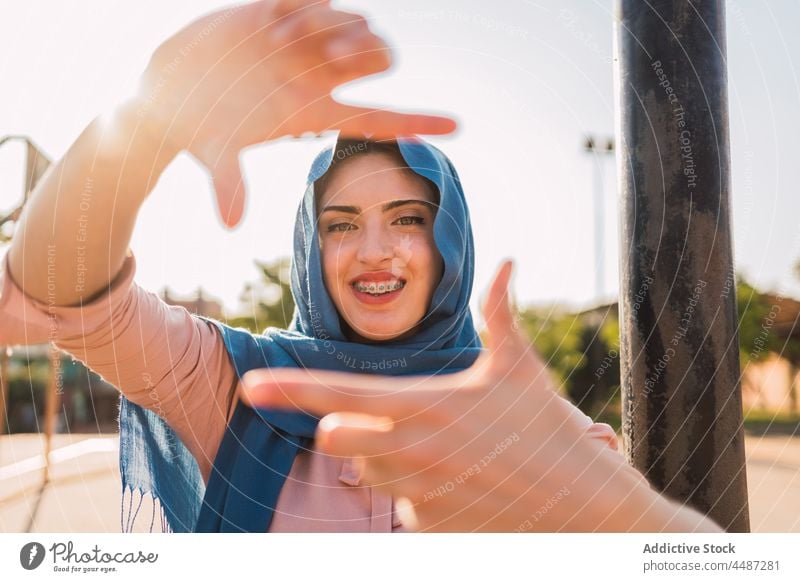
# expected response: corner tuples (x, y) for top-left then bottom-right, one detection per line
(317, 153), (443, 343)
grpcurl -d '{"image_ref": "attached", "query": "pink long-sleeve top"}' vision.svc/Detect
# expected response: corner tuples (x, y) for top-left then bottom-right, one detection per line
(0, 247), (620, 532)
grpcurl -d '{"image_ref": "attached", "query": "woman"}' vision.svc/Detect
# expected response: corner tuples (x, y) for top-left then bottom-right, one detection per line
(1, 133), (618, 532)
(0, 1), (617, 532)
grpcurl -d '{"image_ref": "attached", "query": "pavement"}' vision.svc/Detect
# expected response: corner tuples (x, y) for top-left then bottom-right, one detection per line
(741, 434), (800, 532)
(1, 433), (798, 532)
(0, 434), (157, 533)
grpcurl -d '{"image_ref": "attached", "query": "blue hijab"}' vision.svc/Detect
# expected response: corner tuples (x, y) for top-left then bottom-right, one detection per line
(118, 136), (483, 533)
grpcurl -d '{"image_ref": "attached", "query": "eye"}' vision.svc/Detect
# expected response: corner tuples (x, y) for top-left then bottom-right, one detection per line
(327, 222), (356, 233)
(394, 215), (425, 226)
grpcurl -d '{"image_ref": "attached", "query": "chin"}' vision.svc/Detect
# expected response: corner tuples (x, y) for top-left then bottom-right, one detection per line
(348, 318), (418, 343)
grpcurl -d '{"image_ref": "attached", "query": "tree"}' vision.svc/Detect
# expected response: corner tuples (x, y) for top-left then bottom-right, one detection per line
(516, 308), (586, 394)
(736, 275), (780, 368)
(228, 257), (295, 333)
(516, 304), (623, 419)
(736, 275), (784, 410)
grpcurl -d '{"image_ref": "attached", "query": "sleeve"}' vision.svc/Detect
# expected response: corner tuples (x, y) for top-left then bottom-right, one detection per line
(0, 248), (238, 482)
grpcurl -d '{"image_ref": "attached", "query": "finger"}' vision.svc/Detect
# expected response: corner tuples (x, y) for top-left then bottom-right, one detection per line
(480, 258), (516, 354)
(273, 96), (457, 140)
(271, 0), (330, 19)
(269, 5), (370, 53)
(207, 149), (247, 229)
(321, 18), (390, 78)
(479, 260), (554, 386)
(269, 11), (391, 92)
(318, 413), (456, 464)
(240, 0), (330, 31)
(316, 412), (395, 457)
(325, 104), (458, 138)
(240, 367), (459, 418)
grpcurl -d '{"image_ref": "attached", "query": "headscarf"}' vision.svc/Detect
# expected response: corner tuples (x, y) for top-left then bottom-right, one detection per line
(118, 135), (483, 532)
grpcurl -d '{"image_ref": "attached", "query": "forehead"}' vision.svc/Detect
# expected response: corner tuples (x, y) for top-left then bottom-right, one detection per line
(317, 153), (434, 208)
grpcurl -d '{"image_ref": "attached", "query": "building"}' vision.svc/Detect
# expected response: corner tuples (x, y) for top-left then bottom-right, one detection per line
(159, 286), (224, 319)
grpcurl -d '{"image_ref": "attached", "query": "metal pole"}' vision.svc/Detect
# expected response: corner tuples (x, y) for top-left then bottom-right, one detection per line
(615, 0), (749, 531)
(43, 348), (61, 483)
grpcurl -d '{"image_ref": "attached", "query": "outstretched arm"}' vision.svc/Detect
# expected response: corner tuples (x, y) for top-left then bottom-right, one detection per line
(0, 247), (237, 482)
(7, 0), (457, 309)
(1, 0), (457, 481)
(241, 260), (724, 533)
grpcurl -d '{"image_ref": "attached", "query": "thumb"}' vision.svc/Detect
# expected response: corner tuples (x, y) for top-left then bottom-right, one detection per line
(480, 260), (552, 387)
(481, 258), (517, 355)
(204, 147), (247, 229)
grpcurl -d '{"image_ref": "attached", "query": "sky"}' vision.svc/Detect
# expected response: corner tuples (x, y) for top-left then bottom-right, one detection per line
(1, 0), (799, 319)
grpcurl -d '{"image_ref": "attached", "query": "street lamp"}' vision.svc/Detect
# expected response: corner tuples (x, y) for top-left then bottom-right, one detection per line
(583, 135), (614, 303)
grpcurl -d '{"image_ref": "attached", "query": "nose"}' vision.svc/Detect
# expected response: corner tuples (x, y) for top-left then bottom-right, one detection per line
(356, 223), (395, 266)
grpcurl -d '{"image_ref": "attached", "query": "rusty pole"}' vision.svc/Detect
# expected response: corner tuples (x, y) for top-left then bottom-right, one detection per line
(614, 0), (749, 531)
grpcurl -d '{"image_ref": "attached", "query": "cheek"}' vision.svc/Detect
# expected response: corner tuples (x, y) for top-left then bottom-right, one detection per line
(320, 245), (338, 296)
(410, 237), (442, 286)
(321, 240), (355, 292)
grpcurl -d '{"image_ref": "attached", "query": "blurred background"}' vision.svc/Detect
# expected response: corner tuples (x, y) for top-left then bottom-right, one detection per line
(1, 0), (799, 532)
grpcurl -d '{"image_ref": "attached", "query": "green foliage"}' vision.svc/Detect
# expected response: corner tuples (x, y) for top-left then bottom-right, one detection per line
(736, 275), (783, 368)
(736, 273), (800, 413)
(598, 316), (620, 353)
(227, 257), (295, 333)
(7, 361), (49, 403)
(512, 273), (800, 420)
(517, 308), (587, 390)
(517, 306), (621, 418)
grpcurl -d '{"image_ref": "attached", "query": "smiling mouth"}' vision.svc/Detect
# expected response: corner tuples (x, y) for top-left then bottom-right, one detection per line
(352, 279), (407, 296)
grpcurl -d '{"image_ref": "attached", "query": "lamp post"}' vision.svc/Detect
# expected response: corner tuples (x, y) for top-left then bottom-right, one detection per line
(583, 135), (615, 303)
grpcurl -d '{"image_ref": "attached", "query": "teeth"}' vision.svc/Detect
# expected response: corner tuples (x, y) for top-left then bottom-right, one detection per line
(354, 279), (405, 294)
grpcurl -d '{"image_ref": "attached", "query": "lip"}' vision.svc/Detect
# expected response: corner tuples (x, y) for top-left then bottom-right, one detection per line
(349, 271), (406, 284)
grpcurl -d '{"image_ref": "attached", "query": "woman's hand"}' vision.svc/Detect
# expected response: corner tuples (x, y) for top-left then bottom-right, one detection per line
(241, 260), (721, 532)
(133, 0), (456, 228)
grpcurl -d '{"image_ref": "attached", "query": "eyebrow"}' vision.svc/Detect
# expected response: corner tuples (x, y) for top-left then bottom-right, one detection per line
(320, 199), (435, 216)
